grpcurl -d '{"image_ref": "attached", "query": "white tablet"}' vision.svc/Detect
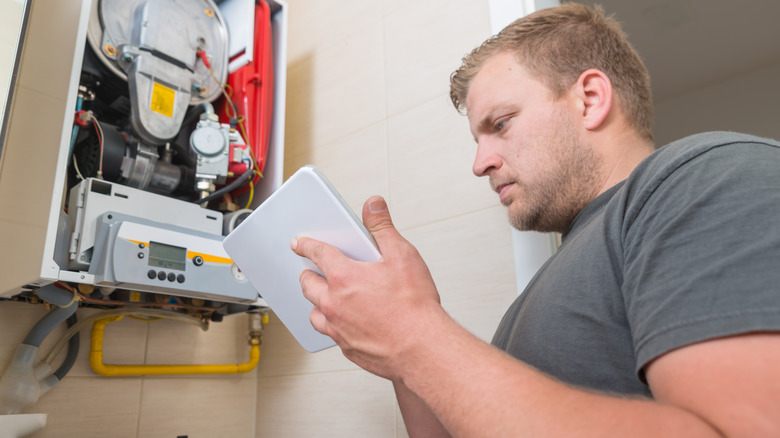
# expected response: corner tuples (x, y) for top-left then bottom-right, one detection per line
(222, 165), (381, 352)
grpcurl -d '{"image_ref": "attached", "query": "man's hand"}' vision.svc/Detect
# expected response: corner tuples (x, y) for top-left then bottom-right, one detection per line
(291, 196), (445, 380)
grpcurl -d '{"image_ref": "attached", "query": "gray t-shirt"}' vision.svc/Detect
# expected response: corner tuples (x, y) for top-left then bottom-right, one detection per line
(492, 131), (780, 397)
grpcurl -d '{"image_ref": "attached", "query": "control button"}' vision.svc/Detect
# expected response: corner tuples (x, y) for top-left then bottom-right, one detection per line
(137, 252), (145, 259)
(177, 274), (185, 283)
(147, 270), (156, 279)
(193, 256), (204, 266)
(167, 272), (176, 282)
(157, 271), (166, 281)
(138, 243), (145, 249)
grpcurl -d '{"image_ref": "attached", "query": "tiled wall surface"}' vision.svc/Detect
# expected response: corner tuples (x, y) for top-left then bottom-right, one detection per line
(258, 0), (519, 436)
(0, 0), (519, 437)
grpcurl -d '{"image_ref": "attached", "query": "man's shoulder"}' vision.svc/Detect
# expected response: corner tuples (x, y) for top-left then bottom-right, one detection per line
(613, 131), (780, 229)
(630, 131), (780, 184)
(653, 131), (780, 164)
(664, 131), (779, 147)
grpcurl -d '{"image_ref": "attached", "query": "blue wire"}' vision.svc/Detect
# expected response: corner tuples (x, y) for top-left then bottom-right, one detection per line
(68, 95), (84, 162)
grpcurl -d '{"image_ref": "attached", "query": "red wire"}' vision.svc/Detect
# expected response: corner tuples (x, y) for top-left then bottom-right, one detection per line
(196, 50), (211, 69)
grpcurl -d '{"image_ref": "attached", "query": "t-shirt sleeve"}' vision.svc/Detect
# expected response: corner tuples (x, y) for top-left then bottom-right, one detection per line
(621, 139), (780, 377)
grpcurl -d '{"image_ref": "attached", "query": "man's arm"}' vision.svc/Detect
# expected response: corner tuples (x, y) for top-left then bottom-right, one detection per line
(646, 332), (780, 437)
(394, 381), (449, 438)
(293, 196), (780, 437)
(400, 307), (780, 437)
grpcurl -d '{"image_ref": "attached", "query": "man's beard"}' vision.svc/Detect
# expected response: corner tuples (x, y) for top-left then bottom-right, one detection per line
(503, 113), (603, 234)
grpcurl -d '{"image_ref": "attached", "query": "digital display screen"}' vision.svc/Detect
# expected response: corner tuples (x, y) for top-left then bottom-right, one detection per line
(148, 241), (187, 271)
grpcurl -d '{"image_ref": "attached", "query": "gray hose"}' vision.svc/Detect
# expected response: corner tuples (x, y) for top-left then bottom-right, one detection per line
(182, 102), (216, 126)
(53, 313), (79, 380)
(197, 165), (254, 205)
(22, 285), (78, 347)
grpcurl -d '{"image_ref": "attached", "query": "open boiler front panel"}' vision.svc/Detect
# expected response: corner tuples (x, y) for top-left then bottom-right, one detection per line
(0, 0), (289, 320)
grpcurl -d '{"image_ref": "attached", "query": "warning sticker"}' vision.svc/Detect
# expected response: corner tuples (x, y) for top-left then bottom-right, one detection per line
(150, 82), (176, 118)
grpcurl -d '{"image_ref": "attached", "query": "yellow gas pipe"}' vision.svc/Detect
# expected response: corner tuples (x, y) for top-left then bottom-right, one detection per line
(90, 315), (262, 377)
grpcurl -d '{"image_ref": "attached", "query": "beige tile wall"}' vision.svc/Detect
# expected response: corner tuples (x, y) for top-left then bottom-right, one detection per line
(257, 0), (519, 436)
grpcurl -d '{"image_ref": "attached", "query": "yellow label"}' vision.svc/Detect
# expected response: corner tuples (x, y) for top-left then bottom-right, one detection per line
(150, 82), (176, 118)
(129, 291), (141, 302)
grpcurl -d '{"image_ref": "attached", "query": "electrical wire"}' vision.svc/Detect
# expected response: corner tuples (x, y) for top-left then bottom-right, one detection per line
(54, 282), (81, 308)
(72, 154), (85, 180)
(92, 113), (105, 179)
(235, 114), (264, 188)
(238, 130), (264, 209)
(239, 156), (258, 206)
(245, 178), (255, 208)
(206, 61), (239, 123)
(70, 111), (104, 181)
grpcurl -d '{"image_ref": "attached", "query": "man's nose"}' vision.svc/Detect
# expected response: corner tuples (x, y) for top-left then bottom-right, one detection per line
(473, 140), (502, 177)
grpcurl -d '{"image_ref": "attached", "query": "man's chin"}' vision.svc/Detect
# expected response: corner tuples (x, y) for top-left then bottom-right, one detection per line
(507, 202), (553, 232)
(506, 205), (532, 231)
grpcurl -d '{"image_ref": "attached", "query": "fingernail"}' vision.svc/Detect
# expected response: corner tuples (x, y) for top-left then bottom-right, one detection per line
(291, 237), (298, 250)
(368, 197), (387, 213)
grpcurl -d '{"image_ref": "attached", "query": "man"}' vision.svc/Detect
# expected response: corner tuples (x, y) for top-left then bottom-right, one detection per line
(292, 3), (780, 436)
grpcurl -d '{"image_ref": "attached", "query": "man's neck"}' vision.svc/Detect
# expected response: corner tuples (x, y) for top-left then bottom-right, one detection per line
(596, 130), (655, 196)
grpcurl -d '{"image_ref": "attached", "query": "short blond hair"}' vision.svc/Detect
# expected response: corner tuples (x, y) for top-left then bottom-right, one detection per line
(450, 2), (653, 142)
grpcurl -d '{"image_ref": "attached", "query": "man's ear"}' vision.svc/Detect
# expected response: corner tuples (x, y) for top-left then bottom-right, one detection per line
(575, 69), (613, 131)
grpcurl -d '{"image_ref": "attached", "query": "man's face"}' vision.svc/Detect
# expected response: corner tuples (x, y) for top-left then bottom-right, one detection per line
(466, 52), (604, 233)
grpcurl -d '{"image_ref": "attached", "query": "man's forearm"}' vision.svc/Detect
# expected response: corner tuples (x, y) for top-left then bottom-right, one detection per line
(394, 380), (450, 437)
(400, 311), (723, 438)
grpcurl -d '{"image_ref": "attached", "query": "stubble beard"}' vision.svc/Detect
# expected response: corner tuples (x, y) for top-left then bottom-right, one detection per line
(505, 114), (603, 234)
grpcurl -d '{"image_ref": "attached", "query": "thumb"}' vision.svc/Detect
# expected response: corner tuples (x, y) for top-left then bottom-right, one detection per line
(362, 196), (402, 247)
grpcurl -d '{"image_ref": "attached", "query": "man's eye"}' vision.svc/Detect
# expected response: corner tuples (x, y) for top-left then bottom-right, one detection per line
(494, 120), (506, 131)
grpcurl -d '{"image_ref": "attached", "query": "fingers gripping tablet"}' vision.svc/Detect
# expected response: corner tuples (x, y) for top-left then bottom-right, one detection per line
(222, 165), (381, 352)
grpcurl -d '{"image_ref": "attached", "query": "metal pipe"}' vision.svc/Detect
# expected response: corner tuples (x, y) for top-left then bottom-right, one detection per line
(89, 316), (260, 376)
